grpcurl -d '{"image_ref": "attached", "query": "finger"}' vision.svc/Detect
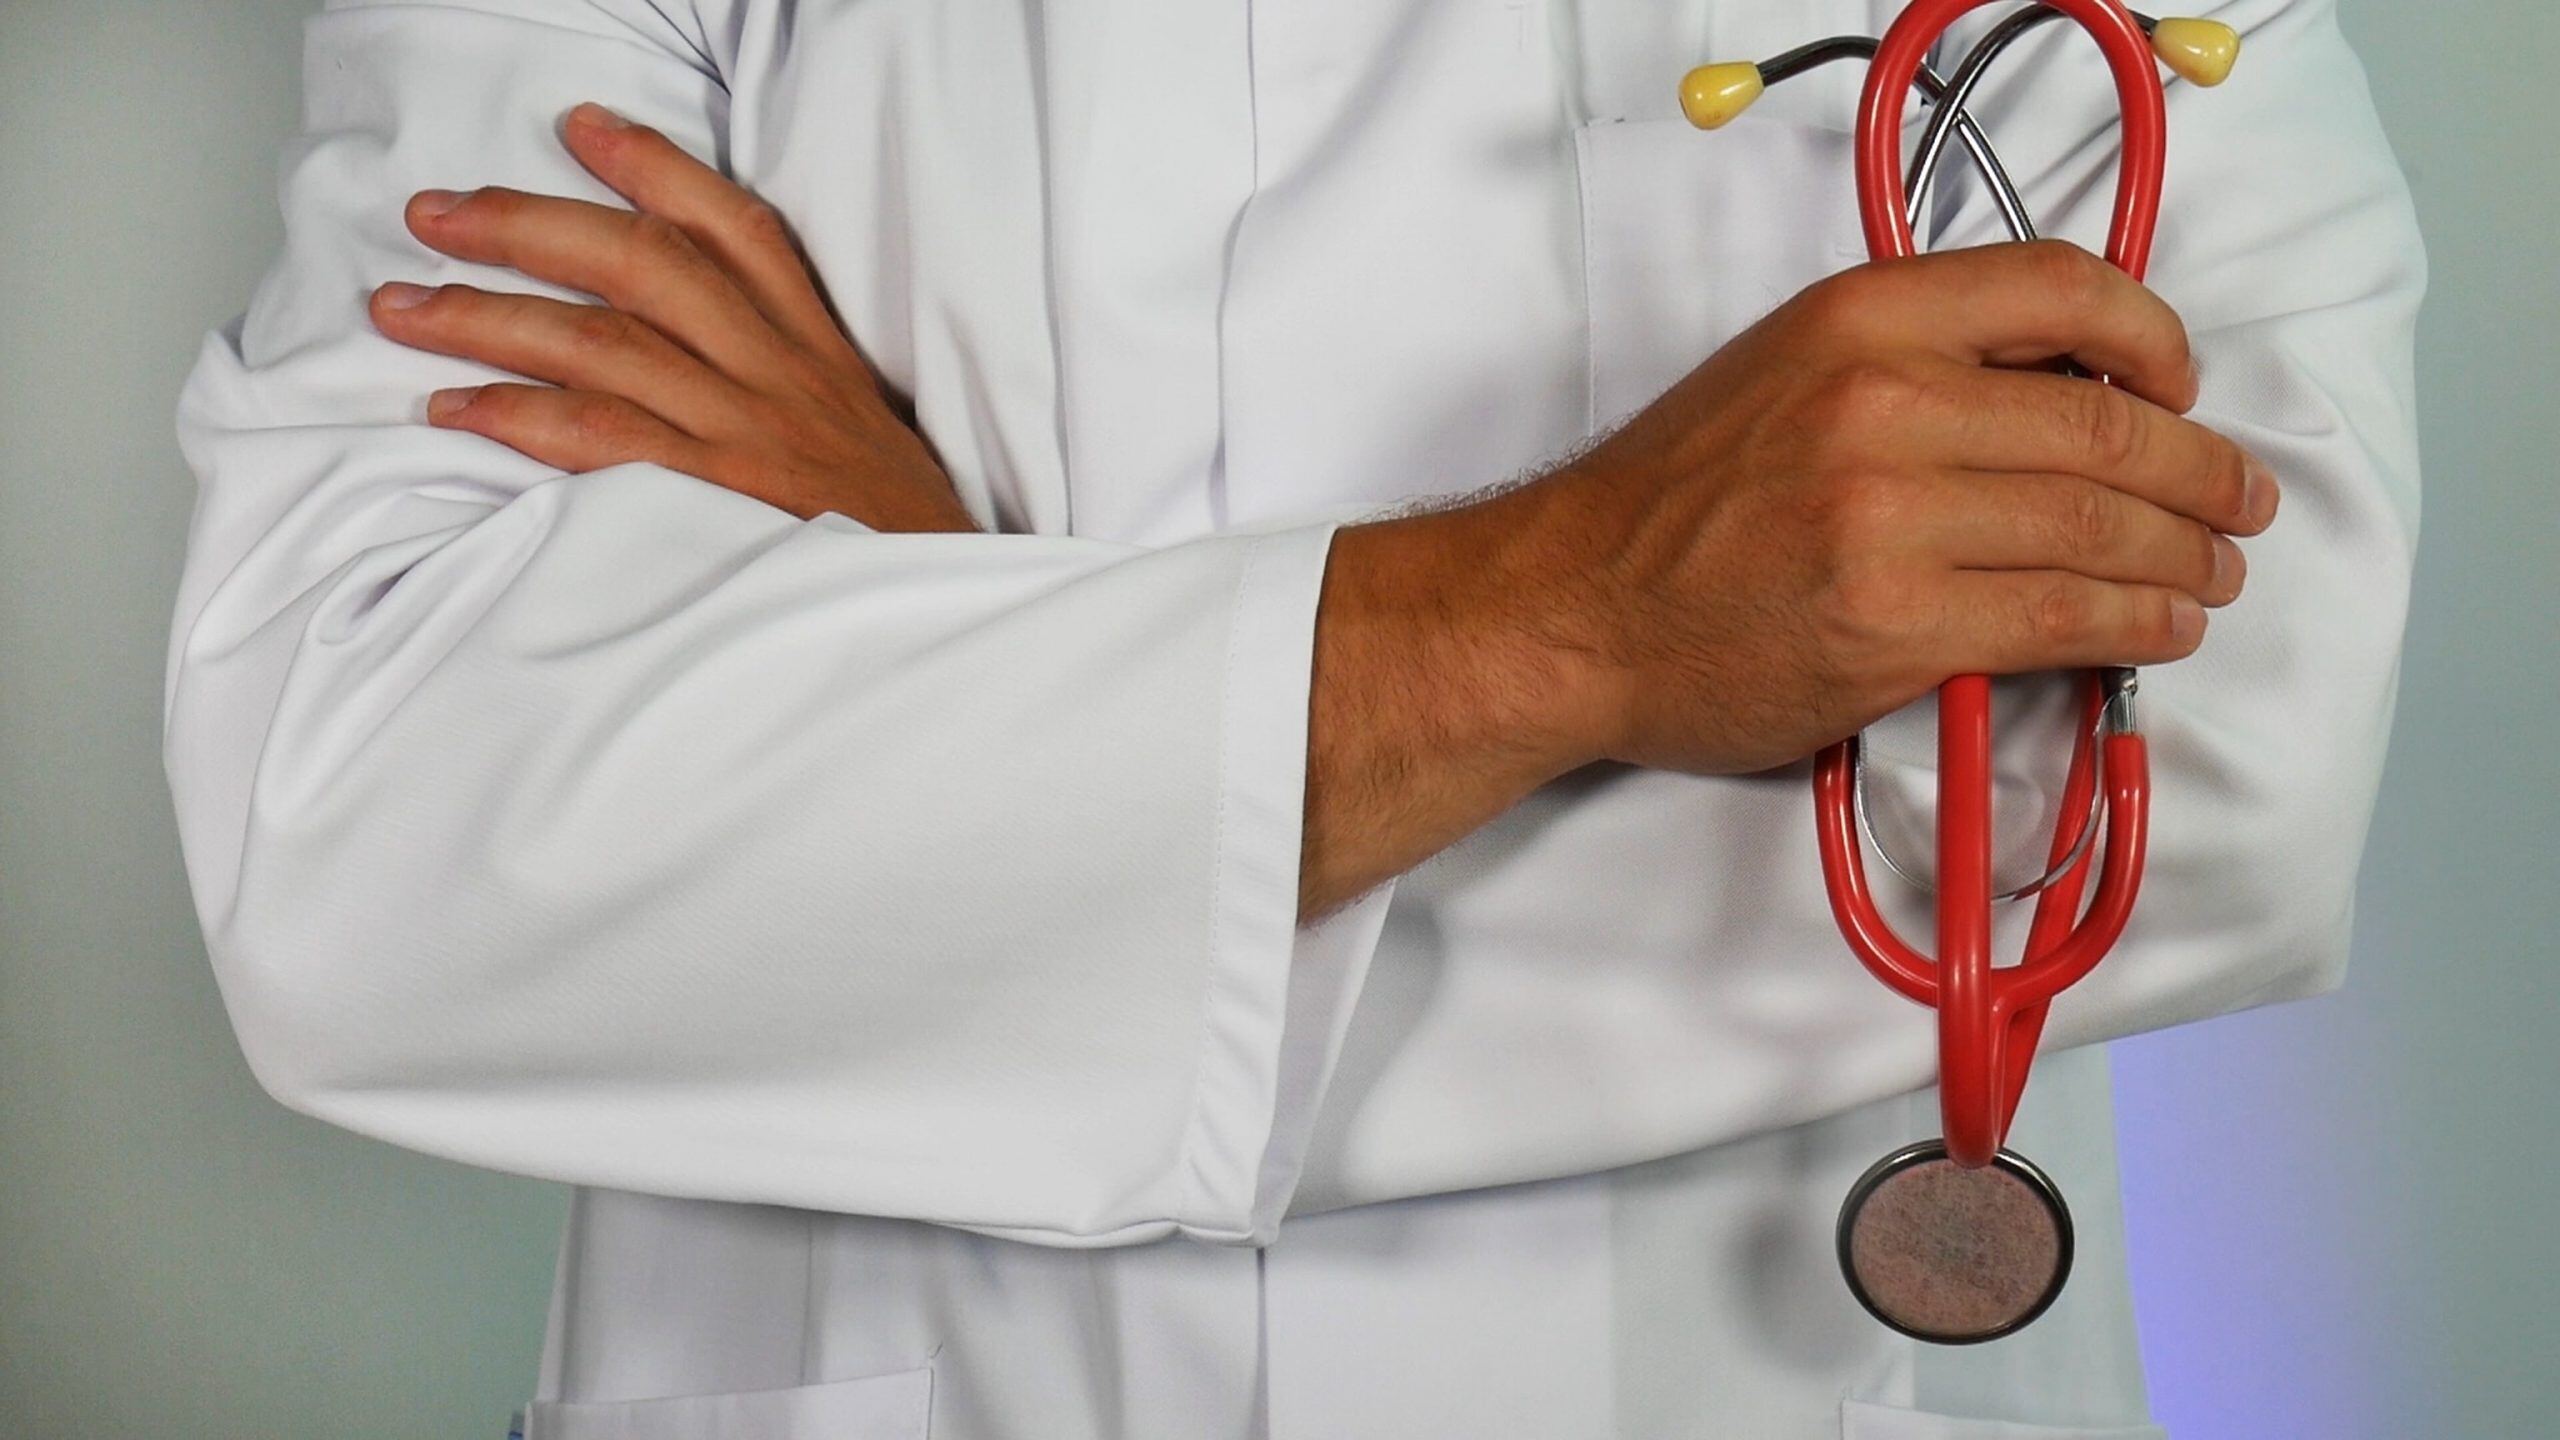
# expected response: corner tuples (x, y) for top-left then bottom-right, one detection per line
(1843, 238), (2197, 412)
(371, 281), (754, 441)
(1937, 571), (2207, 675)
(557, 102), (868, 374)
(403, 184), (804, 393)
(425, 382), (720, 480)
(1914, 470), (2245, 607)
(1937, 364), (2277, 536)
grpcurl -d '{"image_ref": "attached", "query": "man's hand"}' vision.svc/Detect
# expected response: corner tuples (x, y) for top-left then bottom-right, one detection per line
(1525, 237), (2279, 776)
(368, 101), (977, 534)
(1301, 239), (2279, 916)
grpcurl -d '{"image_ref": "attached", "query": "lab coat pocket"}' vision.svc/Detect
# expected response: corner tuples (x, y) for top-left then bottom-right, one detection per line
(1841, 1397), (2168, 1440)
(1573, 112), (1868, 433)
(523, 1364), (933, 1440)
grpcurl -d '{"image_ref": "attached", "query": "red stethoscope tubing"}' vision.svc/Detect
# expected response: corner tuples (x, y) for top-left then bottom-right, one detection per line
(1816, 0), (2165, 1169)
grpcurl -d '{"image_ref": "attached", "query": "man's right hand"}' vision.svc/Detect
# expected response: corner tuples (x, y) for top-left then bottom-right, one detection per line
(1303, 238), (2279, 917)
(1526, 236), (2276, 775)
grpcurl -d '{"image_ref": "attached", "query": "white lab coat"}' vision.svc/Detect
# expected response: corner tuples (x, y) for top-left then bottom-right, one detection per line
(162, 0), (2422, 1434)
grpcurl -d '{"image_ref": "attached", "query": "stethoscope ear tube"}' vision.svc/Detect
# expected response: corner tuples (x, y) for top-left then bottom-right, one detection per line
(1854, 0), (2167, 276)
(1814, 0), (2168, 1169)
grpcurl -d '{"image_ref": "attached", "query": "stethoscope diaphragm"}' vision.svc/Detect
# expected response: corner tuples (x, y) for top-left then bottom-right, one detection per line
(1836, 1138), (2074, 1345)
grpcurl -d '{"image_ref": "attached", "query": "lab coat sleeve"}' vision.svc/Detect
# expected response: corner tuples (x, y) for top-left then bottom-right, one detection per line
(162, 0), (1392, 1249)
(1919, 0), (2424, 1033)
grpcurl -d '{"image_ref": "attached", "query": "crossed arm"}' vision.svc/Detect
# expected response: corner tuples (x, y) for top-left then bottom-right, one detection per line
(369, 101), (2272, 924)
(165, 0), (2409, 1242)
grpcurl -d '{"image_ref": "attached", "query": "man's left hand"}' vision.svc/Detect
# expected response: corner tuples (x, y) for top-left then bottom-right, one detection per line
(367, 100), (975, 533)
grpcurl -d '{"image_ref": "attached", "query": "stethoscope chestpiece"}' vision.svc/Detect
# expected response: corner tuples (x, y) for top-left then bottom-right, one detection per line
(1836, 1139), (2075, 1345)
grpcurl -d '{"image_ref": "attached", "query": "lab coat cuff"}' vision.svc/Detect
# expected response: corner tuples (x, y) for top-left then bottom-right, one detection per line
(1166, 518), (1388, 1246)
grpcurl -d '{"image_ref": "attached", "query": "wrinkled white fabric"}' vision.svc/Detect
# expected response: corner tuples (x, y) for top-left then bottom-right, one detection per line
(165, 0), (2421, 1434)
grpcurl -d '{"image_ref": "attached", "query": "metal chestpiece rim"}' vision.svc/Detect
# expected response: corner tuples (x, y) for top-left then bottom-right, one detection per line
(1836, 1138), (2077, 1345)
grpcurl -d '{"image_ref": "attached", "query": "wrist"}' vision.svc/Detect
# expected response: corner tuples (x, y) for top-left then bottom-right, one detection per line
(1328, 474), (1622, 789)
(1461, 468), (1633, 772)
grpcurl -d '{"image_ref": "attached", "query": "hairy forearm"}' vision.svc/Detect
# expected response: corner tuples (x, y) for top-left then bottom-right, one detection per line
(829, 462), (1606, 922)
(1298, 475), (1610, 923)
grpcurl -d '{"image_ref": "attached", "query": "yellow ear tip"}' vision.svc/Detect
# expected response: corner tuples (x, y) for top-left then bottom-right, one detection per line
(2151, 18), (2240, 87)
(1679, 62), (1765, 129)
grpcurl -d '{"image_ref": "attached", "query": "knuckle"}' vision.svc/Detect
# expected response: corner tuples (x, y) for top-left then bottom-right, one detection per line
(467, 385), (542, 435)
(1795, 264), (1885, 332)
(2026, 238), (2103, 311)
(732, 196), (796, 252)
(770, 343), (840, 403)
(628, 210), (685, 252)
(563, 304), (636, 352)
(2029, 579), (2093, 642)
(2073, 383), (2139, 470)
(457, 383), (516, 421)
(465, 186), (523, 221)
(1817, 467), (1915, 552)
(1822, 560), (1922, 652)
(737, 392), (804, 448)
(623, 212), (704, 276)
(1813, 358), (1922, 439)
(758, 398), (818, 453)
(568, 395), (630, 447)
(2051, 484), (2116, 557)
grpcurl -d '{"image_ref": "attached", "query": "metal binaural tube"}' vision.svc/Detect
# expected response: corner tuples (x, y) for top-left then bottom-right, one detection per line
(1905, 4), (2069, 230)
(1744, 38), (2037, 243)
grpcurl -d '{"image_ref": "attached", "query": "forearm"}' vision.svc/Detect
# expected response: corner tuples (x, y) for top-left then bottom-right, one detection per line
(1298, 474), (1610, 922)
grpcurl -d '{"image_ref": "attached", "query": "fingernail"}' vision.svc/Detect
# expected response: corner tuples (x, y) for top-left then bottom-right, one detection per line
(427, 386), (478, 421)
(375, 281), (435, 310)
(413, 188), (466, 218)
(2170, 592), (2206, 647)
(2243, 456), (2280, 529)
(2209, 535), (2245, 604)
(570, 101), (632, 131)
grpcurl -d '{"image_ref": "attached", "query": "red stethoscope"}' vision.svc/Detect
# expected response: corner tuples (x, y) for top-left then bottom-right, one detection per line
(1682, 1), (2238, 1344)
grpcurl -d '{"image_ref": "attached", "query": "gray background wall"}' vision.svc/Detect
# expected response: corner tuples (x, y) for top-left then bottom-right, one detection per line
(0, 2), (2548, 1435)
